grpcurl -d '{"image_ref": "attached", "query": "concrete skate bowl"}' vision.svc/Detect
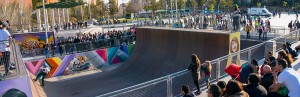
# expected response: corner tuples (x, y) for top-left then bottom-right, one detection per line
(44, 27), (242, 97)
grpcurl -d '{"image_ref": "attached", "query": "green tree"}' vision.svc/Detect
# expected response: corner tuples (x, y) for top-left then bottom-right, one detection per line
(157, 0), (165, 10)
(201, 0), (207, 6)
(90, 0), (106, 19)
(109, 0), (119, 16)
(178, 0), (185, 9)
(283, 1), (287, 7)
(257, 3), (262, 7)
(126, 1), (135, 13)
(191, 0), (198, 12)
(186, 0), (192, 9)
(227, 0), (233, 10)
(219, 0), (227, 10)
(144, 0), (160, 25)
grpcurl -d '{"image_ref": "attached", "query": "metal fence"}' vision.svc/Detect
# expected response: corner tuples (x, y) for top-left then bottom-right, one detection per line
(20, 35), (136, 57)
(0, 39), (24, 81)
(98, 29), (300, 97)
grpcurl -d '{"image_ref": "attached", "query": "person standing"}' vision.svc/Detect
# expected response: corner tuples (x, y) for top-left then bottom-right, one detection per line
(43, 43), (49, 58)
(246, 24), (251, 39)
(258, 26), (263, 40)
(188, 54), (201, 94)
(50, 42), (56, 57)
(203, 61), (212, 89)
(0, 21), (11, 76)
(58, 40), (64, 56)
(33, 65), (49, 86)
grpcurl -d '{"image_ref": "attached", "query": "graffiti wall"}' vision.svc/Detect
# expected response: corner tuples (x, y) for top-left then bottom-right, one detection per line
(13, 32), (55, 55)
(0, 76), (32, 97)
(25, 44), (135, 78)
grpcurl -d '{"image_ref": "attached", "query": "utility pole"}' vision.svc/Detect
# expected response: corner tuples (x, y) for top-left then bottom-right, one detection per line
(175, 0), (178, 23)
(42, 0), (48, 43)
(89, 0), (92, 20)
(171, 0), (173, 23)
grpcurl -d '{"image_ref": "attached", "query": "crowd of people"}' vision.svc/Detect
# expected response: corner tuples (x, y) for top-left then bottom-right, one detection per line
(181, 42), (300, 97)
(42, 28), (136, 58)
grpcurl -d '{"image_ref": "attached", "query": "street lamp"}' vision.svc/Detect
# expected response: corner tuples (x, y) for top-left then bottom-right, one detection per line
(42, 0), (48, 43)
(107, 5), (110, 31)
(218, 4), (220, 14)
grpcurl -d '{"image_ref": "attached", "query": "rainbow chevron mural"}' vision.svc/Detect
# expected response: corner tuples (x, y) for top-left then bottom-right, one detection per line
(25, 44), (135, 78)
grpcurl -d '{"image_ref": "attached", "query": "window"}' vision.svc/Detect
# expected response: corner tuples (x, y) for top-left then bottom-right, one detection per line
(262, 10), (266, 13)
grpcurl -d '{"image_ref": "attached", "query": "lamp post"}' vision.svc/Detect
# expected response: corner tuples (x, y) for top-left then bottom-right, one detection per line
(171, 0), (173, 23)
(218, 4), (220, 14)
(107, 5), (110, 31)
(88, 0), (92, 20)
(42, 0), (48, 43)
(175, 0), (178, 23)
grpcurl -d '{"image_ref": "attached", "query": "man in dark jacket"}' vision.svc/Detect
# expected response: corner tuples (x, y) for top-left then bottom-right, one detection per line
(245, 73), (268, 97)
(261, 65), (274, 92)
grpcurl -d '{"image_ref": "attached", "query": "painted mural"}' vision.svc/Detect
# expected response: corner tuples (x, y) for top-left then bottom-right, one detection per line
(25, 44), (135, 78)
(0, 76), (32, 97)
(13, 32), (55, 56)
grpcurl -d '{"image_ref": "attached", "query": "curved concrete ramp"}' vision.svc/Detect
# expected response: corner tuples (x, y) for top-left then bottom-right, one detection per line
(44, 27), (231, 97)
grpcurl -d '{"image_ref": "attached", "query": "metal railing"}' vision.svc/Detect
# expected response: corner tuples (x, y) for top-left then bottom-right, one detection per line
(98, 29), (300, 97)
(20, 35), (136, 57)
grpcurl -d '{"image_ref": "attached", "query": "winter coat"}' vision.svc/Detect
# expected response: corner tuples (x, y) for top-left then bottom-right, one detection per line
(245, 83), (268, 97)
(188, 63), (200, 80)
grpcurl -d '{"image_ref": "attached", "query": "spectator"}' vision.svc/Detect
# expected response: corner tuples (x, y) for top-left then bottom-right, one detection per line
(217, 81), (226, 96)
(202, 61), (212, 89)
(288, 20), (293, 31)
(58, 40), (64, 56)
(246, 24), (251, 39)
(225, 80), (249, 97)
(50, 42), (56, 57)
(258, 26), (263, 40)
(181, 85), (195, 97)
(269, 59), (300, 97)
(260, 61), (268, 75)
(0, 21), (11, 76)
(277, 50), (293, 68)
(207, 84), (222, 97)
(261, 65), (274, 92)
(43, 43), (50, 58)
(188, 54), (201, 94)
(245, 73), (268, 97)
(240, 59), (259, 83)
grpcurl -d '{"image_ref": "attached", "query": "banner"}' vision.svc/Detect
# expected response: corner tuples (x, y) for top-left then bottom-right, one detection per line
(226, 32), (240, 67)
(13, 32), (55, 55)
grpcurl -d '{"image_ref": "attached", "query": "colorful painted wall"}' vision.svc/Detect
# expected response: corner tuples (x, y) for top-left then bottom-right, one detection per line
(13, 32), (55, 55)
(0, 76), (32, 97)
(25, 44), (135, 78)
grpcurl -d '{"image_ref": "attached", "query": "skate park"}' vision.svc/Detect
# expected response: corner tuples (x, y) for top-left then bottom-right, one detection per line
(2, 0), (300, 96)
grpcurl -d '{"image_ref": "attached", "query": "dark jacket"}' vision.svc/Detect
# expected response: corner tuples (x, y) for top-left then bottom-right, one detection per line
(240, 65), (253, 83)
(182, 92), (195, 97)
(245, 83), (268, 97)
(228, 91), (249, 97)
(261, 73), (274, 92)
(188, 63), (200, 81)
